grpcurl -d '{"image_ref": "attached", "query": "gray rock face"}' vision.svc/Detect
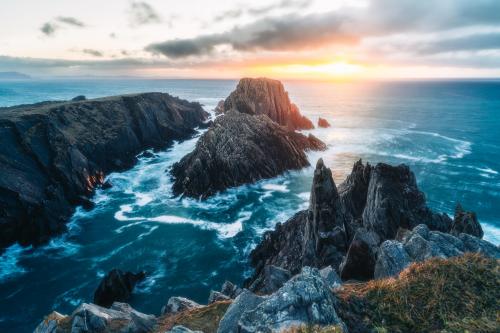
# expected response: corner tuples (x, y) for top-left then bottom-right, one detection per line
(340, 228), (381, 281)
(220, 280), (242, 299)
(217, 290), (267, 333)
(208, 290), (231, 304)
(0, 93), (208, 249)
(161, 297), (201, 316)
(222, 78), (314, 130)
(374, 224), (500, 278)
(319, 266), (342, 289)
(34, 302), (156, 333)
(171, 110), (325, 198)
(248, 265), (292, 294)
(238, 267), (347, 333)
(167, 326), (203, 333)
(451, 204), (483, 238)
(94, 269), (146, 308)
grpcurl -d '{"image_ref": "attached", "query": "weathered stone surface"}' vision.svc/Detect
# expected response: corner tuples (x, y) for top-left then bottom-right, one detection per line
(214, 99), (225, 114)
(340, 228), (381, 281)
(317, 117), (331, 128)
(161, 297), (202, 316)
(171, 111), (325, 198)
(248, 265), (291, 294)
(451, 204), (483, 238)
(217, 290), (266, 333)
(222, 77), (313, 130)
(220, 280), (242, 299)
(375, 224), (500, 278)
(238, 267), (347, 332)
(208, 290), (231, 304)
(319, 266), (342, 289)
(94, 269), (146, 308)
(166, 326), (203, 333)
(33, 311), (67, 333)
(0, 93), (208, 249)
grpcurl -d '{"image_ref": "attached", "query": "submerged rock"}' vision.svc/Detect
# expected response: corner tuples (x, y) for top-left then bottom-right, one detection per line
(93, 269), (146, 308)
(171, 111), (325, 198)
(0, 93), (208, 249)
(317, 117), (331, 128)
(222, 77), (314, 130)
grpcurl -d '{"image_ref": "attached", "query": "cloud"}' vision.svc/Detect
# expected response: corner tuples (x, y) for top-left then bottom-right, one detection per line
(40, 22), (57, 36)
(56, 16), (86, 27)
(214, 0), (309, 21)
(129, 1), (162, 26)
(82, 49), (104, 57)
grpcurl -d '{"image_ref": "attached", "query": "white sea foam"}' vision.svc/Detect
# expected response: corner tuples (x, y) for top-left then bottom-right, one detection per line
(477, 167), (498, 175)
(114, 205), (143, 221)
(262, 184), (290, 192)
(482, 222), (500, 245)
(135, 193), (153, 206)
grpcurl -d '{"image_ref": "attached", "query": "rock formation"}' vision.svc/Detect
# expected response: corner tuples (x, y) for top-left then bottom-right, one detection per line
(451, 203), (483, 238)
(0, 93), (208, 249)
(93, 269), (146, 308)
(171, 110), (325, 198)
(221, 78), (314, 130)
(318, 117), (331, 128)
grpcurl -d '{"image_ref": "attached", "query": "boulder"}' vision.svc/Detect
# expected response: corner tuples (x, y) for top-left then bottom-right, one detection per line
(220, 280), (242, 299)
(317, 117), (331, 128)
(93, 269), (146, 307)
(238, 267), (347, 332)
(208, 290), (231, 304)
(217, 290), (267, 333)
(374, 240), (412, 279)
(319, 266), (342, 289)
(248, 265), (292, 294)
(222, 77), (313, 130)
(340, 228), (381, 281)
(171, 110), (325, 198)
(451, 204), (483, 238)
(161, 297), (202, 316)
(0, 93), (208, 249)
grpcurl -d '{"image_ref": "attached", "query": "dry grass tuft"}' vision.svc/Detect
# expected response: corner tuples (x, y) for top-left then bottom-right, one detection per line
(281, 325), (345, 333)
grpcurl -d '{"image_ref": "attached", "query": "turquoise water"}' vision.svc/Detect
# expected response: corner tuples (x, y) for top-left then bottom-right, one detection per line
(0, 79), (499, 332)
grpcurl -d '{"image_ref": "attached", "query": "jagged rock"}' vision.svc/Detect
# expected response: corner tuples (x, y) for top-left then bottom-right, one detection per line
(238, 267), (347, 332)
(167, 326), (203, 333)
(248, 265), (292, 294)
(319, 266), (342, 289)
(214, 99), (225, 114)
(362, 163), (452, 240)
(451, 204), (483, 238)
(171, 111), (325, 198)
(161, 297), (201, 316)
(317, 117), (331, 128)
(374, 240), (412, 279)
(0, 93), (208, 249)
(217, 290), (267, 333)
(340, 228), (381, 281)
(34, 302), (156, 333)
(208, 290), (231, 304)
(93, 269), (146, 307)
(71, 95), (86, 101)
(375, 224), (500, 278)
(220, 280), (242, 299)
(222, 77), (313, 130)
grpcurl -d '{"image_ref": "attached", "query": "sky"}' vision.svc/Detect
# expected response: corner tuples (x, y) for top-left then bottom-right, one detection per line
(1, 0), (500, 79)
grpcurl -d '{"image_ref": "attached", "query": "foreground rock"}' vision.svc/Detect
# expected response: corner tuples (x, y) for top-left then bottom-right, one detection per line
(0, 93), (208, 249)
(220, 77), (314, 130)
(34, 302), (156, 333)
(171, 111), (325, 198)
(161, 297), (202, 315)
(94, 269), (146, 307)
(374, 224), (500, 278)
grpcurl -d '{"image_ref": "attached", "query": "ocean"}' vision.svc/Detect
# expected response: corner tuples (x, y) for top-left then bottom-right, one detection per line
(0, 78), (499, 332)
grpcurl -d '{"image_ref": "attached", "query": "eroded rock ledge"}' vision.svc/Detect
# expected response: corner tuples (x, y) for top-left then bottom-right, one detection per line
(0, 93), (208, 249)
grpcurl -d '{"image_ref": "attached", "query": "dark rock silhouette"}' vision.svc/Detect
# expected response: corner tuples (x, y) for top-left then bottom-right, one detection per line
(451, 203), (483, 238)
(171, 111), (325, 198)
(317, 117), (331, 128)
(0, 93), (208, 249)
(94, 269), (146, 308)
(222, 78), (314, 130)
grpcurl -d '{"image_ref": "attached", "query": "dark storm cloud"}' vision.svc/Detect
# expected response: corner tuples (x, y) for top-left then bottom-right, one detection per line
(56, 16), (86, 27)
(82, 49), (104, 57)
(146, 0), (500, 59)
(40, 22), (57, 36)
(129, 1), (162, 26)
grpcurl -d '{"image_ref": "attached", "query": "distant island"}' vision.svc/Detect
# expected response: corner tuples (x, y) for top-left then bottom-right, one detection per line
(0, 71), (31, 80)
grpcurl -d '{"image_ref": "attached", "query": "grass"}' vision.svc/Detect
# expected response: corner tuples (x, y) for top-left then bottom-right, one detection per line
(281, 325), (345, 333)
(336, 253), (500, 333)
(155, 300), (231, 333)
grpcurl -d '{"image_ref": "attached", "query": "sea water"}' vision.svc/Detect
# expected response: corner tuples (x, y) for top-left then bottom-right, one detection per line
(0, 79), (499, 332)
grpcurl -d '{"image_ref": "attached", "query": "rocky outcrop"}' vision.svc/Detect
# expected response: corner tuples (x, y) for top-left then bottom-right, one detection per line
(221, 78), (314, 130)
(34, 302), (156, 333)
(161, 297), (202, 316)
(217, 290), (266, 333)
(318, 117), (331, 128)
(93, 269), (146, 308)
(0, 93), (208, 249)
(374, 224), (500, 278)
(451, 203), (483, 238)
(171, 110), (325, 198)
(340, 228), (380, 281)
(247, 265), (291, 294)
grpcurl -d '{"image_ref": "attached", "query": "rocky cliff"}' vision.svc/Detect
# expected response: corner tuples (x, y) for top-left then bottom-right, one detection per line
(221, 78), (314, 130)
(0, 93), (208, 249)
(171, 110), (325, 198)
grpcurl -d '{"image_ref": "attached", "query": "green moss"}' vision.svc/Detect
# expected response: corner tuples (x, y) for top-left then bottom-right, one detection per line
(338, 254), (500, 333)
